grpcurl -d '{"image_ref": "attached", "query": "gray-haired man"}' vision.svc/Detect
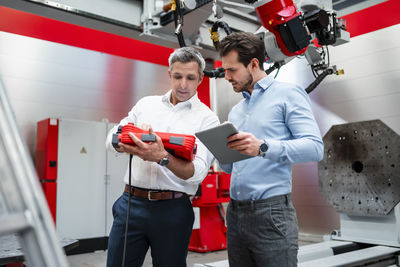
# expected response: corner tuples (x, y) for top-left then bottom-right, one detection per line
(106, 47), (219, 267)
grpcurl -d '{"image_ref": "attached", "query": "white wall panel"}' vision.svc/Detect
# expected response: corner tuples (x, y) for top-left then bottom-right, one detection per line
(0, 31), (171, 158)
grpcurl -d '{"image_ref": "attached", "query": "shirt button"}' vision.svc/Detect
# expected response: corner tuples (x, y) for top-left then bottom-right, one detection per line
(237, 192), (240, 195)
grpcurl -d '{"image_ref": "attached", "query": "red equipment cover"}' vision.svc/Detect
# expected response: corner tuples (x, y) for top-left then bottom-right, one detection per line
(113, 123), (197, 161)
(255, 0), (308, 57)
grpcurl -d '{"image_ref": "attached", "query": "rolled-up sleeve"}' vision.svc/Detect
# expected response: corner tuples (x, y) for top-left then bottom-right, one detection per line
(184, 114), (220, 185)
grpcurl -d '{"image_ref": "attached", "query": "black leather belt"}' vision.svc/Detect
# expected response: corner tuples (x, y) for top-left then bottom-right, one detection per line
(124, 185), (188, 201)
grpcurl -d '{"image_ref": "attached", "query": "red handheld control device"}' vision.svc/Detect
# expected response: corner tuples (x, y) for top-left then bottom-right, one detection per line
(112, 123), (197, 161)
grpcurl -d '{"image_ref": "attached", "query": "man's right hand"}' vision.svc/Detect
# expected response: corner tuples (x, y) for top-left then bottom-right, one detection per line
(227, 131), (263, 157)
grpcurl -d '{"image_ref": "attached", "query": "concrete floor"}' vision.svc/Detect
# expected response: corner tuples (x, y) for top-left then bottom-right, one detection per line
(67, 235), (322, 267)
(67, 249), (228, 267)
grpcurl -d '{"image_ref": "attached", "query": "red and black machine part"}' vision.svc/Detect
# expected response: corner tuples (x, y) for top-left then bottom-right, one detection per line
(112, 123), (197, 161)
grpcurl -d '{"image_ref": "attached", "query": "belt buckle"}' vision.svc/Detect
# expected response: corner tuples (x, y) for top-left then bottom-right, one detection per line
(148, 190), (158, 201)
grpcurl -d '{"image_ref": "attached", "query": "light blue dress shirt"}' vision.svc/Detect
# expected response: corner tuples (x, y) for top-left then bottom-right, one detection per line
(220, 76), (324, 200)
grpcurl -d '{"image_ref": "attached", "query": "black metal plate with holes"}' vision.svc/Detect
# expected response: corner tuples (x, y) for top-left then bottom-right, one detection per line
(318, 120), (400, 216)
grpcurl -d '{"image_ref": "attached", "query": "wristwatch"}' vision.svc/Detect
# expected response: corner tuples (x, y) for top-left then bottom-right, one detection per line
(259, 140), (268, 157)
(158, 154), (170, 166)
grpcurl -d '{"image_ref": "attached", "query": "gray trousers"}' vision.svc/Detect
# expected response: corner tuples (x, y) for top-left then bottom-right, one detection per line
(226, 194), (298, 267)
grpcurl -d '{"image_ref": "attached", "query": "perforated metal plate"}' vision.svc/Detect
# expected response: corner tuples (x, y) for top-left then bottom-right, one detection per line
(318, 120), (400, 216)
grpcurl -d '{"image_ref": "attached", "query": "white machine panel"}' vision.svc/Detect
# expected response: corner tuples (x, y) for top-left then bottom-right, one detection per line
(56, 118), (128, 239)
(57, 118), (107, 239)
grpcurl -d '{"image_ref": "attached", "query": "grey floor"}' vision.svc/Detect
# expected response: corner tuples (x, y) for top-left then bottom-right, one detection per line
(67, 249), (228, 267)
(67, 236), (321, 267)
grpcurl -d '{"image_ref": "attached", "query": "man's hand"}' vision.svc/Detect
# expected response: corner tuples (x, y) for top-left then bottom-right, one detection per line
(118, 127), (168, 162)
(227, 131), (263, 157)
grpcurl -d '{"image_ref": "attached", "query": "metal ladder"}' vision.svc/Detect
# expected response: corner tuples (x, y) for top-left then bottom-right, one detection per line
(0, 78), (69, 266)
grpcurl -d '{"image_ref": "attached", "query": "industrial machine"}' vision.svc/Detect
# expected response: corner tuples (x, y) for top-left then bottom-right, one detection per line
(17, 0), (350, 92)
(190, 171), (231, 252)
(319, 120), (400, 248)
(141, 0), (349, 92)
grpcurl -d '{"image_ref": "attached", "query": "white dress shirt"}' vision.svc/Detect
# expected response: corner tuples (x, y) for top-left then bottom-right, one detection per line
(106, 90), (220, 195)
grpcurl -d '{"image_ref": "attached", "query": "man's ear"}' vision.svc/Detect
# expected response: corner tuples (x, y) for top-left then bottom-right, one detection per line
(250, 58), (260, 71)
(199, 72), (204, 84)
(168, 69), (171, 78)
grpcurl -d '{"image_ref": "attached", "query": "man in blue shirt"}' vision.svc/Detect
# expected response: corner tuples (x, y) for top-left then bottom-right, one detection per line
(218, 32), (324, 266)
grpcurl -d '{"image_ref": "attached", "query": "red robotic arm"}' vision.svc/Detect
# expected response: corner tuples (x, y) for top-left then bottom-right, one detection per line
(254, 0), (309, 57)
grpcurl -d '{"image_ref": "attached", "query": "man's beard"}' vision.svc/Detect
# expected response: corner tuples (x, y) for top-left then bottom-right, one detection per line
(239, 71), (253, 92)
(231, 70), (253, 93)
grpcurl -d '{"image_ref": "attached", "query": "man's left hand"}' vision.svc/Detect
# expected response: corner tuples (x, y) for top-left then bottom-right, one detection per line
(227, 131), (262, 157)
(118, 127), (168, 162)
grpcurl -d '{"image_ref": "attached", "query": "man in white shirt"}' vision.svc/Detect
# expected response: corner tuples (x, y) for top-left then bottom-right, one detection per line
(105, 47), (220, 267)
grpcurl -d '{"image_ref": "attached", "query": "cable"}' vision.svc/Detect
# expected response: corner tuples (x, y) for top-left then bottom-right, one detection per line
(305, 67), (334, 94)
(209, 20), (232, 50)
(326, 46), (330, 67)
(174, 11), (186, 47)
(274, 67), (280, 78)
(173, 0), (186, 47)
(121, 154), (133, 267)
(265, 62), (280, 75)
(203, 67), (225, 78)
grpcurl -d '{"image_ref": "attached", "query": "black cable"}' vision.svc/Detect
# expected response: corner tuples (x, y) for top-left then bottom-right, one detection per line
(173, 9), (186, 47)
(203, 67), (225, 78)
(177, 31), (186, 47)
(305, 68), (334, 94)
(326, 46), (330, 66)
(210, 21), (232, 49)
(265, 62), (280, 75)
(173, 0), (186, 47)
(121, 154), (133, 267)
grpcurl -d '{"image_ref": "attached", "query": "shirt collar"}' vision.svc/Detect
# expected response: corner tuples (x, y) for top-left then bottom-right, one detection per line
(241, 75), (274, 99)
(162, 89), (199, 109)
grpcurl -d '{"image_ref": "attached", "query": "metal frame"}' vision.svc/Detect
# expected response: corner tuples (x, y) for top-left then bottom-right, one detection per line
(0, 78), (68, 266)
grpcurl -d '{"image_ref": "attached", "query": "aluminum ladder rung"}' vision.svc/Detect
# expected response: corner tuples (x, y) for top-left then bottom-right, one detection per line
(0, 213), (32, 236)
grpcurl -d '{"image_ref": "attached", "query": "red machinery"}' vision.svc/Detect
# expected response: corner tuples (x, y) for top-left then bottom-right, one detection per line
(189, 171), (231, 252)
(112, 123), (197, 161)
(35, 118), (58, 222)
(255, 0), (309, 57)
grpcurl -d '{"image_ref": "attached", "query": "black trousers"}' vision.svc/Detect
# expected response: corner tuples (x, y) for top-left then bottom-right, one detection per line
(107, 192), (194, 267)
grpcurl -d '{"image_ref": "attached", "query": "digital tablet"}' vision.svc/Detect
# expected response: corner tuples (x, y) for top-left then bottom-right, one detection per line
(195, 122), (253, 164)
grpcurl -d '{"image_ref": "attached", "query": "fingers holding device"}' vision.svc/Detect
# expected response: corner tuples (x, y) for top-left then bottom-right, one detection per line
(112, 123), (197, 161)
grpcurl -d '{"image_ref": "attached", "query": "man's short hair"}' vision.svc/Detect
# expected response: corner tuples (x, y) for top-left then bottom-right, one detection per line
(218, 32), (265, 70)
(168, 47), (205, 78)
